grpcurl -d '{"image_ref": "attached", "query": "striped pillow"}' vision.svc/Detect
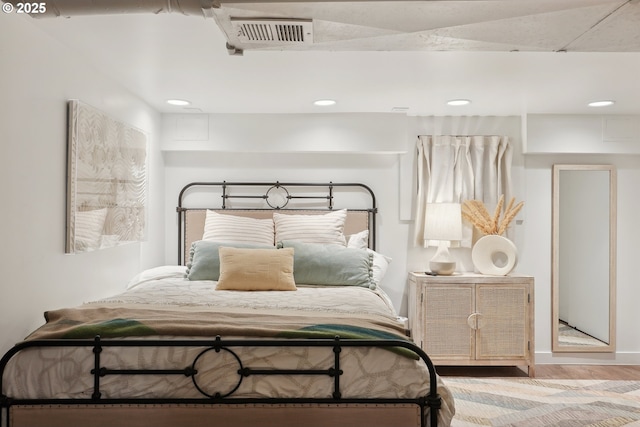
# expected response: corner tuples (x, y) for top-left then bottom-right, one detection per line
(202, 210), (275, 245)
(274, 209), (347, 246)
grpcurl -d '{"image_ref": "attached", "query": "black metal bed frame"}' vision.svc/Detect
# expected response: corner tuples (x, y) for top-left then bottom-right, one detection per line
(1, 182), (442, 427)
(177, 181), (378, 263)
(1, 336), (441, 427)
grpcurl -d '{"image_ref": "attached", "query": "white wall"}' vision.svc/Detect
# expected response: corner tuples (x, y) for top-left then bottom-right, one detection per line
(526, 114), (640, 154)
(0, 13), (165, 356)
(161, 113), (408, 153)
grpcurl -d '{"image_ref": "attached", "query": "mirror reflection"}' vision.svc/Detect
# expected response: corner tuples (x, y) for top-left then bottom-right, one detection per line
(552, 164), (616, 353)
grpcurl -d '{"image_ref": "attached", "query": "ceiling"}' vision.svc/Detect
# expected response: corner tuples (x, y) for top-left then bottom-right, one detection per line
(9, 0), (640, 115)
(212, 0), (640, 53)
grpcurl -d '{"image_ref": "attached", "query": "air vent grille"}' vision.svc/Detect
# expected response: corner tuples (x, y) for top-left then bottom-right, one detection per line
(231, 19), (313, 45)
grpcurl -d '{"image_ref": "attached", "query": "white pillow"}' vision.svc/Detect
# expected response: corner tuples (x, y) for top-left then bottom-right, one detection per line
(347, 230), (369, 249)
(127, 265), (188, 289)
(274, 209), (347, 246)
(368, 249), (391, 287)
(203, 210), (274, 246)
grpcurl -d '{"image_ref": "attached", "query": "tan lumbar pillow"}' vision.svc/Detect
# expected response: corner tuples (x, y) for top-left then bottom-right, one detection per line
(216, 247), (297, 291)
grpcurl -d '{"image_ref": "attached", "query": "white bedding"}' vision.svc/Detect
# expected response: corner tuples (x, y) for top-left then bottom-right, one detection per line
(2, 266), (455, 426)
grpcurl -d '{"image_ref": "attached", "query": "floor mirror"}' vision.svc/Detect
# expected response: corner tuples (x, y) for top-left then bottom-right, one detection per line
(552, 164), (616, 353)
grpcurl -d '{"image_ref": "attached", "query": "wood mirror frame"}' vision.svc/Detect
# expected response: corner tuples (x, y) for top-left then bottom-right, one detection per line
(552, 164), (616, 353)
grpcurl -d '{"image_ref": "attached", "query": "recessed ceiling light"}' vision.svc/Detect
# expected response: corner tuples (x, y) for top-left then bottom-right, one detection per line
(166, 99), (191, 106)
(313, 99), (336, 106)
(446, 99), (471, 106)
(588, 100), (615, 107)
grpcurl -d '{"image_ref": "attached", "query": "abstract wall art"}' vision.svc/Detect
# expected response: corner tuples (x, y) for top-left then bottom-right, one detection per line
(66, 100), (147, 253)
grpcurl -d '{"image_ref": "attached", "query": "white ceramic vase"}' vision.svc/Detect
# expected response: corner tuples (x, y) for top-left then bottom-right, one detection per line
(471, 234), (518, 276)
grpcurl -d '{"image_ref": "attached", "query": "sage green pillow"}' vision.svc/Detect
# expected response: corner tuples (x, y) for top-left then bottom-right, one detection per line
(278, 240), (374, 289)
(186, 240), (275, 281)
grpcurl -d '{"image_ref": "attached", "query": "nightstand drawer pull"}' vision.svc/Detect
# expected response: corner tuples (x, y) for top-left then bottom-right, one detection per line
(467, 313), (477, 330)
(467, 313), (484, 330)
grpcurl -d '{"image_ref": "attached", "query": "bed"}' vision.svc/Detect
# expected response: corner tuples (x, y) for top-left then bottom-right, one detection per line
(1, 182), (455, 427)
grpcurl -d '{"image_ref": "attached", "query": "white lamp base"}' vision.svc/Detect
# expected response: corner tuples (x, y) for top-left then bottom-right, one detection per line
(429, 241), (457, 275)
(429, 260), (456, 275)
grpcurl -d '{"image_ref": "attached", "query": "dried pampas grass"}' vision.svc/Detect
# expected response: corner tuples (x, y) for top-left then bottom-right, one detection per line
(462, 195), (523, 236)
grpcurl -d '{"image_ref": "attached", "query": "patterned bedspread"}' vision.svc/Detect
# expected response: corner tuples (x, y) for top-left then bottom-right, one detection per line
(2, 268), (455, 426)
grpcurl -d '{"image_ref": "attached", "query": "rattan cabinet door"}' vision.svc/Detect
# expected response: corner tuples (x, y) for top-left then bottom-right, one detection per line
(408, 273), (535, 376)
(475, 285), (529, 360)
(423, 285), (475, 359)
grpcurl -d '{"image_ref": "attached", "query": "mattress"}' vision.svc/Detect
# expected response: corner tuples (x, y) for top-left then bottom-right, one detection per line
(2, 266), (455, 426)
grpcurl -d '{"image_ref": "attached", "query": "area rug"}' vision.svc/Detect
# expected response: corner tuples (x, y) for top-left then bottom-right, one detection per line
(558, 323), (608, 347)
(444, 377), (640, 426)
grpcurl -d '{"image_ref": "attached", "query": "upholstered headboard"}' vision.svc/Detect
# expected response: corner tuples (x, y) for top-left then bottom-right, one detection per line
(177, 182), (377, 265)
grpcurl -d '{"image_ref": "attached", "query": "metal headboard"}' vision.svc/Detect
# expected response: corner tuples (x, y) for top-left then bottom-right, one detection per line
(176, 181), (378, 264)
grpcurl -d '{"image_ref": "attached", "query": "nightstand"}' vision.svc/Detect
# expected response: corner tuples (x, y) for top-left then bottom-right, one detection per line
(408, 272), (535, 377)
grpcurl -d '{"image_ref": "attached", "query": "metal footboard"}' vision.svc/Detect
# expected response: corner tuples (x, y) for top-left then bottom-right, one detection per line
(1, 336), (441, 427)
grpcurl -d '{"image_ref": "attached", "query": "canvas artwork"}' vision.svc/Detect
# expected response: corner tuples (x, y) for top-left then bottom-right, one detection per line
(66, 100), (147, 253)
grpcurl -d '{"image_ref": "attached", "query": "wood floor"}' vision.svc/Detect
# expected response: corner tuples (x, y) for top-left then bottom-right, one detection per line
(436, 365), (640, 380)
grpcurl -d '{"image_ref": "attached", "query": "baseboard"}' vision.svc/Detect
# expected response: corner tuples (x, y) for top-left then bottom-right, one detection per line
(536, 351), (640, 365)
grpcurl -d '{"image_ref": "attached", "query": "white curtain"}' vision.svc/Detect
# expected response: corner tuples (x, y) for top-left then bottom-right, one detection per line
(414, 135), (513, 247)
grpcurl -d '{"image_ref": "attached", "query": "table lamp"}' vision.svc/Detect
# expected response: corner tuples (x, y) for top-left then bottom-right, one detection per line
(424, 203), (463, 275)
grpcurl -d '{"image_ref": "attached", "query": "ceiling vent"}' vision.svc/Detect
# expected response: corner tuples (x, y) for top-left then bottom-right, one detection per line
(231, 18), (313, 45)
